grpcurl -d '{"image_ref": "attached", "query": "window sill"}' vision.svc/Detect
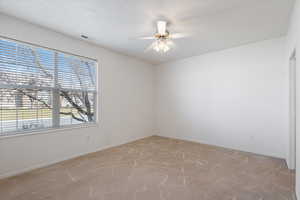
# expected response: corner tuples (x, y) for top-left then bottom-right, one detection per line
(0, 123), (99, 140)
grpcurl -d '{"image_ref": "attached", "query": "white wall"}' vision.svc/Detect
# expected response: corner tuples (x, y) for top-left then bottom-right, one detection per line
(286, 0), (300, 197)
(0, 14), (154, 178)
(155, 37), (287, 159)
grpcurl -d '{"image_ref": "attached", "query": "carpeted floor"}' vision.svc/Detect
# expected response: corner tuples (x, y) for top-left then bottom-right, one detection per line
(0, 136), (296, 200)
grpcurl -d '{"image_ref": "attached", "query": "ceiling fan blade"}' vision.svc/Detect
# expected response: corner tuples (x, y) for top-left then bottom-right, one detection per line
(169, 33), (188, 39)
(137, 36), (156, 40)
(166, 40), (175, 47)
(157, 21), (167, 35)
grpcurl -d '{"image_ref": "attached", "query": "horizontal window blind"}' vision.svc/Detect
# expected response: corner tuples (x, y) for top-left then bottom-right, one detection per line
(57, 53), (96, 91)
(0, 38), (97, 136)
(0, 40), (55, 88)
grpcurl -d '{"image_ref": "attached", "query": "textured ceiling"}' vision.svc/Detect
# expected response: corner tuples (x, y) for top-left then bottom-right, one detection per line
(0, 0), (295, 64)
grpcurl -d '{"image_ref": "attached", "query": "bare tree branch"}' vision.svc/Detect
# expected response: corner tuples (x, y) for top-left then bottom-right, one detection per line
(84, 92), (93, 121)
(77, 111), (86, 121)
(16, 89), (51, 109)
(60, 91), (87, 115)
(18, 88), (88, 122)
(30, 49), (53, 78)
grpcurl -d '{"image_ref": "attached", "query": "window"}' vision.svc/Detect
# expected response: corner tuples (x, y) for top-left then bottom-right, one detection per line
(0, 38), (97, 136)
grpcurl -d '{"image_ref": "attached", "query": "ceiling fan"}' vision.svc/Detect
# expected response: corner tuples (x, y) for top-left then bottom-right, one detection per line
(138, 20), (187, 53)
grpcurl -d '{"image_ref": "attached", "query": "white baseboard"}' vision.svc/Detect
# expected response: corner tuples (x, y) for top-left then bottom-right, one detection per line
(156, 134), (285, 160)
(0, 134), (152, 179)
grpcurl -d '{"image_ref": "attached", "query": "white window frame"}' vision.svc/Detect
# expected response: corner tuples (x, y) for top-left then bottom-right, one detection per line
(0, 36), (99, 139)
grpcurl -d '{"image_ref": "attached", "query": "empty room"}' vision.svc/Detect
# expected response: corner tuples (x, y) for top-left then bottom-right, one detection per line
(0, 0), (299, 199)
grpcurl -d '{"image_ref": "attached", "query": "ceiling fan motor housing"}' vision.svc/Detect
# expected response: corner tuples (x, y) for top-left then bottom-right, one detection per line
(155, 31), (170, 39)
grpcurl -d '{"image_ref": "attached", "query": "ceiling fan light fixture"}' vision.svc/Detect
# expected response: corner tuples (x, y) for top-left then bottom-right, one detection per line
(137, 20), (186, 53)
(153, 39), (170, 53)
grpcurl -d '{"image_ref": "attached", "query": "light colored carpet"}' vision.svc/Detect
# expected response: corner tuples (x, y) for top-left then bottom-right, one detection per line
(0, 136), (295, 200)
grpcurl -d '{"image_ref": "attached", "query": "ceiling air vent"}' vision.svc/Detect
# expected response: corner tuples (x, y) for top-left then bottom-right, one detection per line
(81, 35), (88, 39)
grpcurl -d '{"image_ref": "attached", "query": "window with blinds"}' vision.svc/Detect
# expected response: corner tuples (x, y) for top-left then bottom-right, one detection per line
(0, 38), (97, 136)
